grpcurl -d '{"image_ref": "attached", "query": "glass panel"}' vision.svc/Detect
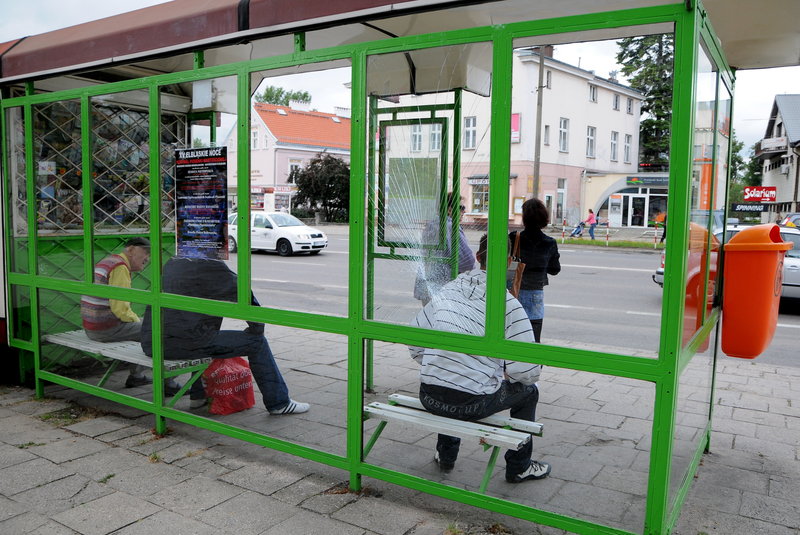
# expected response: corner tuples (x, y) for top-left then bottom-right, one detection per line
(39, 288), (149, 393)
(366, 43), (491, 326)
(507, 29), (673, 357)
(148, 305), (346, 455)
(710, 82), (732, 315)
(243, 62), (351, 316)
(33, 99), (84, 280)
(684, 46), (717, 347)
(159, 76), (233, 299)
(6, 107), (28, 273)
(364, 339), (654, 534)
(10, 285), (33, 343)
(669, 329), (714, 511)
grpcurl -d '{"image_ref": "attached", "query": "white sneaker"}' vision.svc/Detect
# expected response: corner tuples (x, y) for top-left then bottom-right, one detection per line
(269, 400), (310, 415)
(189, 397), (208, 409)
(506, 460), (551, 483)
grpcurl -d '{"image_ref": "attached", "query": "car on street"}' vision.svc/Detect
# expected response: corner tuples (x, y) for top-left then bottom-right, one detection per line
(227, 212), (328, 256)
(778, 212), (800, 228)
(653, 224), (800, 299)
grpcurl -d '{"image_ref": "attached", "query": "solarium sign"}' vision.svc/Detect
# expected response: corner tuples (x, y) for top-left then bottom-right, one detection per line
(743, 186), (777, 202)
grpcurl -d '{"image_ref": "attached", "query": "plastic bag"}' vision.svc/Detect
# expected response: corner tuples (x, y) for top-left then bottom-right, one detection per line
(202, 357), (255, 415)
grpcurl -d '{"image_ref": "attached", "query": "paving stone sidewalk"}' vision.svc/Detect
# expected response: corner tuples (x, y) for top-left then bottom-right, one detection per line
(0, 354), (798, 535)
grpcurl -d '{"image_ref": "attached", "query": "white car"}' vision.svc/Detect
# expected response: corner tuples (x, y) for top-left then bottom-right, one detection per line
(227, 212), (328, 256)
(653, 224), (800, 299)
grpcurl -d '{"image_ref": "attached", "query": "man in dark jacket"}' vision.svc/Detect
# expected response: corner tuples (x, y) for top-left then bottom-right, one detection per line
(141, 256), (308, 414)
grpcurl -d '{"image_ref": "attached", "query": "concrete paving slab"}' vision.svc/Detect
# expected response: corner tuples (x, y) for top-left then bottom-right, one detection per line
(0, 441), (39, 469)
(0, 493), (29, 521)
(25, 520), (81, 534)
(263, 509), (367, 535)
(0, 457), (73, 495)
(197, 490), (299, 534)
(61, 448), (144, 481)
(0, 510), (51, 533)
(148, 476), (243, 516)
(31, 436), (109, 464)
(103, 460), (194, 497)
(65, 416), (134, 438)
(50, 492), (161, 535)
(112, 510), (222, 535)
(332, 496), (426, 535)
(270, 473), (338, 506)
(13, 474), (114, 515)
(218, 462), (314, 495)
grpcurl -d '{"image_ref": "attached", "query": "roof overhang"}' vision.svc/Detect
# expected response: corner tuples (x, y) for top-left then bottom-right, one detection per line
(0, 0), (798, 88)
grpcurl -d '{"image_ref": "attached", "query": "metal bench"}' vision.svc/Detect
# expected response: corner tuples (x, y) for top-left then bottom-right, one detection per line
(43, 330), (211, 408)
(363, 393), (544, 493)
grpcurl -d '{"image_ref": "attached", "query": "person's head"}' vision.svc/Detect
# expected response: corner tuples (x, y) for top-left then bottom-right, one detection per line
(123, 237), (150, 272)
(521, 198), (549, 230)
(447, 191), (466, 218)
(476, 234), (488, 270)
(588, 209), (594, 214)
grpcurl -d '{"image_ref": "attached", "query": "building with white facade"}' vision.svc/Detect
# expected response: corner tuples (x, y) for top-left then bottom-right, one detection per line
(756, 94), (800, 222)
(226, 103), (351, 211)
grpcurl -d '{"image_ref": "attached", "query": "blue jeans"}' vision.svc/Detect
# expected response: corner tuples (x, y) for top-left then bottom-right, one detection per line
(187, 330), (290, 411)
(420, 381), (539, 477)
(588, 223), (597, 239)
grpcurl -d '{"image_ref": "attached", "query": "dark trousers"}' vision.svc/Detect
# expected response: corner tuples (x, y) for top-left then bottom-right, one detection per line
(420, 381), (539, 477)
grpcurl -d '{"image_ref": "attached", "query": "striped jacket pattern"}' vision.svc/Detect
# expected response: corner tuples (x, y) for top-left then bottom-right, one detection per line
(81, 254), (127, 331)
(409, 269), (540, 395)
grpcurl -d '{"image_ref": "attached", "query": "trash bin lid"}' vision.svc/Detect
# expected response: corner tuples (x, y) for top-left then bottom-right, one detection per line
(724, 224), (793, 252)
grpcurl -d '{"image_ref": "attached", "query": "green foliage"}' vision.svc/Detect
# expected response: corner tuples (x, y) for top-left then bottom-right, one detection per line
(254, 85), (311, 106)
(291, 153), (350, 222)
(191, 137), (205, 148)
(617, 34), (674, 166)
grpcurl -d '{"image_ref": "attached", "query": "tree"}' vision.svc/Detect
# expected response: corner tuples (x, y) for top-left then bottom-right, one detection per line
(291, 153), (350, 222)
(728, 137), (760, 204)
(254, 85), (311, 106)
(616, 35), (674, 167)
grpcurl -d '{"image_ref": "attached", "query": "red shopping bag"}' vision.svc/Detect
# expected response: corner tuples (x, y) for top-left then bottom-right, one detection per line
(202, 357), (256, 415)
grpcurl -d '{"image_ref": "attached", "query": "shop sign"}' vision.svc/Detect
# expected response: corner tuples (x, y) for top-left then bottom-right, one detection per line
(731, 203), (766, 212)
(743, 186), (776, 202)
(760, 137), (787, 151)
(626, 175), (669, 186)
(275, 185), (297, 192)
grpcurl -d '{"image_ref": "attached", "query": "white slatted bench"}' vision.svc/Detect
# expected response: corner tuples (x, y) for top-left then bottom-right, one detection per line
(43, 330), (211, 408)
(364, 393), (544, 493)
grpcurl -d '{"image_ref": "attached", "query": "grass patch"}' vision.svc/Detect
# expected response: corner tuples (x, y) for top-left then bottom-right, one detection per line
(148, 452), (162, 463)
(560, 237), (664, 249)
(38, 404), (106, 427)
(16, 442), (45, 449)
(99, 473), (115, 484)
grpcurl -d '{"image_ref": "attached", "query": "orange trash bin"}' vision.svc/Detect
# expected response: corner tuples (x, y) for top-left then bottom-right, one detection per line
(721, 224), (793, 358)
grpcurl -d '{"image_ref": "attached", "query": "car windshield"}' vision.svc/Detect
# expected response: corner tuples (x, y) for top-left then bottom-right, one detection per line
(781, 232), (800, 258)
(229, 214), (237, 224)
(270, 213), (304, 227)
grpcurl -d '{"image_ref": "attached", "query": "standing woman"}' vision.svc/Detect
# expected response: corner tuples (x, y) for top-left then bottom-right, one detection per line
(510, 199), (561, 343)
(584, 209), (598, 240)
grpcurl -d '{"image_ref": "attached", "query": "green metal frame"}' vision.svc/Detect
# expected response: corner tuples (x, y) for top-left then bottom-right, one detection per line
(0, 2), (739, 533)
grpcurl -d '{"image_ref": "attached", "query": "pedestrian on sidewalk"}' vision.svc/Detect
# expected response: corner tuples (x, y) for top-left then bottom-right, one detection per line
(584, 209), (598, 240)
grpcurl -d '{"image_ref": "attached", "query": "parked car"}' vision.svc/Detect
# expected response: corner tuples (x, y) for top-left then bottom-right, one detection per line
(227, 212), (328, 256)
(653, 224), (800, 299)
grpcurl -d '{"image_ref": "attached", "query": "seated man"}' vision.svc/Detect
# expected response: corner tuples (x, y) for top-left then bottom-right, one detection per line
(409, 234), (550, 483)
(141, 255), (308, 415)
(80, 237), (179, 395)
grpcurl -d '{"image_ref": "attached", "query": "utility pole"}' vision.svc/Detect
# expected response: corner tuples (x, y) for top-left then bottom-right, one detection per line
(532, 47), (546, 199)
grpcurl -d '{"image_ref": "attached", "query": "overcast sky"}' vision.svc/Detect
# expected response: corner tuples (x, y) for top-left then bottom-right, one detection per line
(3, 0), (799, 155)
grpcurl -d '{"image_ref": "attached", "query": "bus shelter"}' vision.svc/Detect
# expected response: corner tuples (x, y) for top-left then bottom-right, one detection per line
(1, 1), (797, 533)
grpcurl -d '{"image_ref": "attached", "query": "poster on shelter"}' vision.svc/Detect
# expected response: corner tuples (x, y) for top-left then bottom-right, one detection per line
(174, 147), (228, 259)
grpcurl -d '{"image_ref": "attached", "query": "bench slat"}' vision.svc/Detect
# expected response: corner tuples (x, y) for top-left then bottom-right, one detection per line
(44, 331), (211, 371)
(388, 394), (543, 436)
(365, 402), (530, 450)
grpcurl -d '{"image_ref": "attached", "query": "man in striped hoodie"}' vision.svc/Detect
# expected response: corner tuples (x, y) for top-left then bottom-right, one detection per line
(410, 234), (550, 483)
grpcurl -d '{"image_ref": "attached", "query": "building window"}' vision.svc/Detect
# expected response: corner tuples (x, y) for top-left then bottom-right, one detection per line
(610, 131), (619, 161)
(558, 118), (569, 152)
(613, 94), (620, 110)
(472, 184), (489, 213)
(464, 116), (477, 150)
(543, 125), (550, 145)
(556, 179), (566, 222)
(586, 126), (596, 157)
(627, 97), (634, 114)
(589, 84), (598, 103)
(624, 134), (632, 163)
(287, 159), (302, 182)
(251, 130), (259, 150)
(263, 133), (269, 148)
(411, 124), (423, 152)
(545, 70), (552, 89)
(430, 123), (442, 152)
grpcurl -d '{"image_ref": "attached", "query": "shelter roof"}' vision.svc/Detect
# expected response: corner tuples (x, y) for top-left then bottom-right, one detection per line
(0, 0), (798, 86)
(253, 103), (351, 150)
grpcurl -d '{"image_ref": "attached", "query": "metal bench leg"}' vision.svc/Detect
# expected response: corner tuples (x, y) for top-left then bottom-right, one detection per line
(97, 360), (121, 388)
(363, 420), (387, 458)
(479, 446), (501, 494)
(165, 367), (206, 409)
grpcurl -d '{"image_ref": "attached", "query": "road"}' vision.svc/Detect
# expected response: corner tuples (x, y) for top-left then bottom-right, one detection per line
(227, 232), (800, 367)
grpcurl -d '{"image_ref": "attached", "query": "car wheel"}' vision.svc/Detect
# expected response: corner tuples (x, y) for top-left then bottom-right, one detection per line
(309, 250), (321, 255)
(277, 239), (293, 256)
(228, 237), (237, 253)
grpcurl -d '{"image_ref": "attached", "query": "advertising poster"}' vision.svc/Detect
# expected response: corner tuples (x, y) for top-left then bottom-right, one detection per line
(174, 147), (228, 259)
